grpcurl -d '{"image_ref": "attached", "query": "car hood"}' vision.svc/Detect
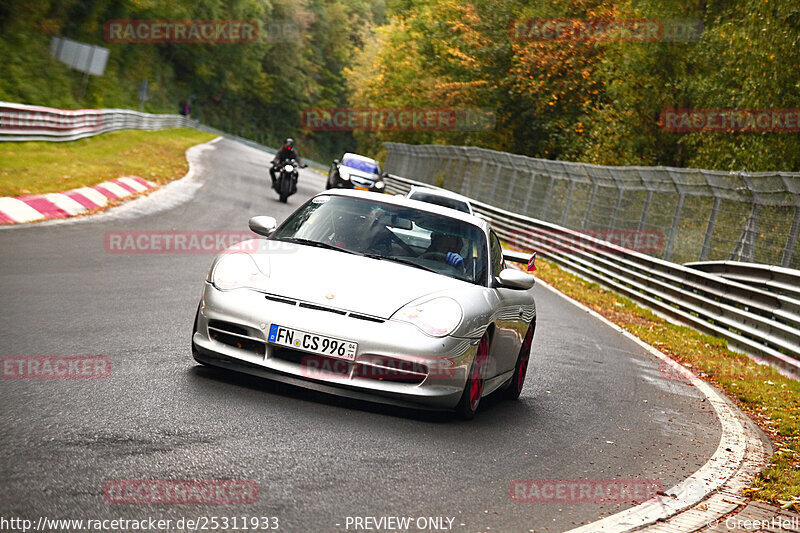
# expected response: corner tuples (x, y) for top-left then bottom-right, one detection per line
(246, 240), (468, 318)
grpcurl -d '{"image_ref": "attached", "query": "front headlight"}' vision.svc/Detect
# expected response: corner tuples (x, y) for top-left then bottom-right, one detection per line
(394, 297), (463, 337)
(375, 181), (385, 189)
(339, 168), (350, 181)
(211, 253), (270, 291)
(284, 164), (294, 173)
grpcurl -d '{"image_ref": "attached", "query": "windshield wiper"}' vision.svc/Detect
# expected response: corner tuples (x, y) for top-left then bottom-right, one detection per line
(277, 237), (362, 255)
(363, 253), (439, 274)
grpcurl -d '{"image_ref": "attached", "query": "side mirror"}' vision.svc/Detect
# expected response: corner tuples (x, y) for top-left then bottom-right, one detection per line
(333, 159), (340, 165)
(496, 268), (535, 290)
(249, 216), (277, 236)
(381, 172), (389, 179)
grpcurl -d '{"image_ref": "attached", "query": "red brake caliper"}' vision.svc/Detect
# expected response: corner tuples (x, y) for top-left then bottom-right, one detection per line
(470, 336), (489, 410)
(517, 326), (533, 390)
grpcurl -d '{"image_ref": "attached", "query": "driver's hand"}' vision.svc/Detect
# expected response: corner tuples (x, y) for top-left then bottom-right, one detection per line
(445, 252), (465, 270)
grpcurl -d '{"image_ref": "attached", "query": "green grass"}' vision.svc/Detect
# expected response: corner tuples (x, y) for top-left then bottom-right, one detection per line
(0, 129), (217, 197)
(521, 254), (799, 507)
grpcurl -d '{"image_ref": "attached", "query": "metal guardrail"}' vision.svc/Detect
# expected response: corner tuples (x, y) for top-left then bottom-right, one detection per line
(0, 102), (194, 142)
(384, 174), (800, 379)
(0, 102), (332, 175)
(685, 261), (800, 301)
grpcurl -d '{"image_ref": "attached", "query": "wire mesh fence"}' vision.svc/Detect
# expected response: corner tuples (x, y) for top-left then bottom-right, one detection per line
(384, 143), (800, 269)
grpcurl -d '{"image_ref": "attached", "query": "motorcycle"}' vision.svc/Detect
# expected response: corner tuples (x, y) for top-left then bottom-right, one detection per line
(272, 158), (306, 203)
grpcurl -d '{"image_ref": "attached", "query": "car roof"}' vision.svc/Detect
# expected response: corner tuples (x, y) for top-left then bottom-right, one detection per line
(407, 186), (472, 203)
(317, 189), (489, 233)
(342, 153), (378, 164)
(406, 186), (474, 213)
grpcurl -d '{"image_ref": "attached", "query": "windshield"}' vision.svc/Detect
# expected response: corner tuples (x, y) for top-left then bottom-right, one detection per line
(409, 191), (471, 213)
(272, 195), (487, 285)
(342, 155), (380, 174)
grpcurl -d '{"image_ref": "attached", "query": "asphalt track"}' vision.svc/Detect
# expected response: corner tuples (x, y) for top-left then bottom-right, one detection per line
(0, 138), (722, 532)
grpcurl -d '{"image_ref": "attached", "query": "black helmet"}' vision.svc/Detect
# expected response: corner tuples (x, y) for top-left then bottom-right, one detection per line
(284, 138), (295, 148)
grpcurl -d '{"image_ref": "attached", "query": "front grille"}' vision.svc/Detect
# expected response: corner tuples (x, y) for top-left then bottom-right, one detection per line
(351, 177), (375, 187)
(207, 320), (266, 356)
(353, 357), (428, 384)
(273, 348), (351, 377)
(264, 294), (385, 323)
(265, 294), (296, 305)
(272, 347), (426, 385)
(349, 313), (385, 323)
(299, 302), (346, 315)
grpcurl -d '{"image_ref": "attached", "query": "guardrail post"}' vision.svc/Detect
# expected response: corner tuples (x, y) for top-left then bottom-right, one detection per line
(561, 180), (576, 227)
(490, 166), (505, 206)
(582, 183), (599, 230)
(663, 193), (685, 262)
(781, 206), (800, 267)
(522, 170), (535, 215)
(538, 167), (556, 220)
(505, 165), (520, 209)
(700, 196), (720, 261)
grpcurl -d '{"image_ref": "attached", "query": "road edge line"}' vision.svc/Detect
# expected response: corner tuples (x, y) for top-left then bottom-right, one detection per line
(532, 278), (772, 533)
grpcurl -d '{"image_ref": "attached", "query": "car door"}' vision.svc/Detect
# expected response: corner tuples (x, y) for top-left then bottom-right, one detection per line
(487, 230), (532, 379)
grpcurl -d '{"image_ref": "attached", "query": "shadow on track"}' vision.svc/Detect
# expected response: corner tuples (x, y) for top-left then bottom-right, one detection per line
(188, 363), (536, 425)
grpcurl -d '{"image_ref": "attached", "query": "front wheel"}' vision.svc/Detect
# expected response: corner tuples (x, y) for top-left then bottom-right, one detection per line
(502, 322), (534, 400)
(279, 176), (291, 203)
(455, 333), (490, 420)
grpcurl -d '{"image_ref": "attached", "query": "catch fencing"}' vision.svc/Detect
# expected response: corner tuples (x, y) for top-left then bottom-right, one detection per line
(384, 143), (800, 270)
(384, 173), (800, 379)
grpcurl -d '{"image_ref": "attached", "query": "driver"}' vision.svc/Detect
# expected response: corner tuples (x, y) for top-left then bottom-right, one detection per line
(425, 232), (465, 271)
(330, 211), (392, 255)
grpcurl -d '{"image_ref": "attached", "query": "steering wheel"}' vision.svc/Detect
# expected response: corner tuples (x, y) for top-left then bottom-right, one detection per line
(420, 251), (446, 261)
(390, 231), (419, 256)
(420, 251), (467, 273)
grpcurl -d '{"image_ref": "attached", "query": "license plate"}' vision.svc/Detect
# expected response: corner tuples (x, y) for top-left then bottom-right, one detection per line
(268, 324), (357, 360)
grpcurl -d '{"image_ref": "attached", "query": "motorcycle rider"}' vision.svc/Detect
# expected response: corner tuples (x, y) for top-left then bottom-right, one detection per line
(270, 138), (304, 186)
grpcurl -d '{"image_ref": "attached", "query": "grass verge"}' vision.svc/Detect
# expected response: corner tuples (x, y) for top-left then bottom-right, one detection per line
(526, 255), (799, 509)
(0, 128), (217, 197)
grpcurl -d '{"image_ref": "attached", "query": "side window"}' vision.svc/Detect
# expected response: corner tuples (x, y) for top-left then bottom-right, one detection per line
(490, 230), (504, 278)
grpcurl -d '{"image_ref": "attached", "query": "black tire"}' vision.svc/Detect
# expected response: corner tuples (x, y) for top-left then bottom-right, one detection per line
(279, 176), (290, 203)
(325, 170), (334, 189)
(455, 333), (490, 420)
(502, 322), (534, 400)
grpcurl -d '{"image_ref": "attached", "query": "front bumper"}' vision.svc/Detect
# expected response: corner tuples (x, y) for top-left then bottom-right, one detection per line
(334, 174), (385, 193)
(192, 283), (478, 409)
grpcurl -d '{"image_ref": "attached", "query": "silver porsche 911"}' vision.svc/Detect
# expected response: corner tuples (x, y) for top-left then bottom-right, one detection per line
(192, 189), (536, 418)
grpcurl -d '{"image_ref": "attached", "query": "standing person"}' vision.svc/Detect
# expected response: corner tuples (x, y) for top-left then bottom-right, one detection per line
(183, 101), (191, 118)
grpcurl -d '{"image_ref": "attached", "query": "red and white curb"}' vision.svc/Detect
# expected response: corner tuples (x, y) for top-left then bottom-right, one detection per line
(0, 176), (157, 225)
